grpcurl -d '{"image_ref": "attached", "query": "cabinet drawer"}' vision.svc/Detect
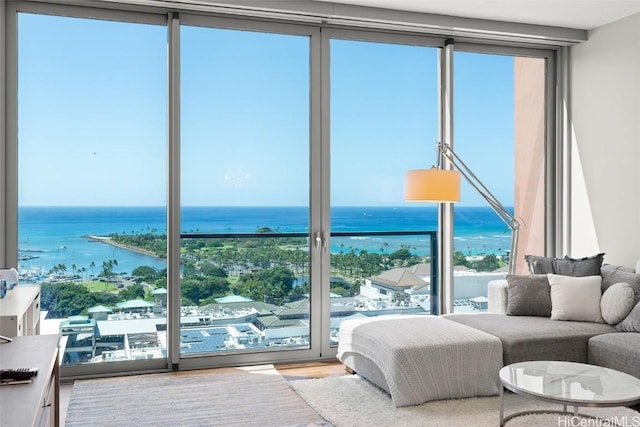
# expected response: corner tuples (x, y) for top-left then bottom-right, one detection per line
(36, 371), (56, 427)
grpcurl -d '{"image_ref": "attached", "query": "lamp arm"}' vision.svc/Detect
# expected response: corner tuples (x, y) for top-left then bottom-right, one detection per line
(437, 142), (520, 274)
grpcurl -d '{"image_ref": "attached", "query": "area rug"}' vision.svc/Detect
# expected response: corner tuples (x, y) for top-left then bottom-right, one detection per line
(289, 374), (640, 427)
(65, 365), (330, 427)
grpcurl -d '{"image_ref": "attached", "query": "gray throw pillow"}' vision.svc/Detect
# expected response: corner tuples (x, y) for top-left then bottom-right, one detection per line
(524, 255), (555, 274)
(553, 253), (604, 277)
(600, 282), (635, 325)
(615, 301), (640, 332)
(506, 274), (551, 317)
(601, 264), (640, 302)
(524, 253), (605, 277)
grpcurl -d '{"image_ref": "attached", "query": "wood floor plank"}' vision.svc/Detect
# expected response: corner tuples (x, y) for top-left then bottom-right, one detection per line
(276, 360), (351, 381)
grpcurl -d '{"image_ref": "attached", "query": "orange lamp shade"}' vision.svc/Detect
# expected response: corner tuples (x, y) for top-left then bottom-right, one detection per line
(405, 168), (461, 202)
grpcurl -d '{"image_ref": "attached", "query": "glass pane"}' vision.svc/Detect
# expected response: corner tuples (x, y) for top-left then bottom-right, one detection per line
(180, 26), (310, 355)
(330, 39), (439, 343)
(452, 52), (546, 313)
(17, 14), (167, 364)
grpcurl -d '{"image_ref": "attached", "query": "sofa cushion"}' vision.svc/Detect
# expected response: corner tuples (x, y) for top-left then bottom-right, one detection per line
(524, 253), (604, 277)
(505, 274), (551, 317)
(601, 264), (640, 301)
(443, 313), (616, 365)
(554, 253), (605, 277)
(600, 282), (635, 325)
(524, 255), (555, 274)
(616, 301), (640, 332)
(588, 333), (640, 378)
(547, 274), (604, 323)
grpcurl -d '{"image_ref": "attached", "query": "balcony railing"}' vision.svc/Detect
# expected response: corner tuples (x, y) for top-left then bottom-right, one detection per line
(177, 230), (438, 353)
(42, 230), (445, 362)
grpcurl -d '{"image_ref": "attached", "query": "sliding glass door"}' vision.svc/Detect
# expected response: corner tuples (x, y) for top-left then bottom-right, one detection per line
(328, 34), (440, 344)
(180, 21), (314, 357)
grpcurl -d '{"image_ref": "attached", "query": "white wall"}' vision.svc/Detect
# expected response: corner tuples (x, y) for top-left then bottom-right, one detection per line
(570, 12), (640, 267)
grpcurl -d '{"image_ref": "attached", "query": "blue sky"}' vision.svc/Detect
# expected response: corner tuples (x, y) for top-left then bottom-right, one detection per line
(18, 13), (514, 208)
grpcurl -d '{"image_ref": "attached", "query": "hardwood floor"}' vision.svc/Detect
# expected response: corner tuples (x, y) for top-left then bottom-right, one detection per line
(276, 360), (351, 381)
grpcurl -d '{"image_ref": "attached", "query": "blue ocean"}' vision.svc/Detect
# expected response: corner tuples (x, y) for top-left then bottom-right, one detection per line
(16, 206), (513, 275)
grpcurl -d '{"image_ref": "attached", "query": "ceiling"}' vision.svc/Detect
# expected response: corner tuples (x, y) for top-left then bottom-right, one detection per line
(312, 0), (640, 30)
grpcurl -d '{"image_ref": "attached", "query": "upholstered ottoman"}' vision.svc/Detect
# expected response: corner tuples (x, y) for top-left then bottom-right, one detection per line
(337, 315), (503, 407)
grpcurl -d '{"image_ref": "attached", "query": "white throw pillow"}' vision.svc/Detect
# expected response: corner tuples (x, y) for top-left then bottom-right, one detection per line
(547, 274), (604, 322)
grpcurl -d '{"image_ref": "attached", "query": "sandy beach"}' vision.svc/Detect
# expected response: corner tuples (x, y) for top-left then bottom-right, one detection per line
(86, 235), (163, 259)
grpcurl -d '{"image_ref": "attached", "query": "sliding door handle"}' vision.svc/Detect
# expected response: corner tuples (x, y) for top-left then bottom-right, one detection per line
(314, 232), (328, 252)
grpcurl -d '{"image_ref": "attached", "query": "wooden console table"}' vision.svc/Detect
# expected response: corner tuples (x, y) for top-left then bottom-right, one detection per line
(0, 334), (61, 427)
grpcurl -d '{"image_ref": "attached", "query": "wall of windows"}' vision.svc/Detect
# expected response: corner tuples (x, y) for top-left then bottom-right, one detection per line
(2, 0), (557, 377)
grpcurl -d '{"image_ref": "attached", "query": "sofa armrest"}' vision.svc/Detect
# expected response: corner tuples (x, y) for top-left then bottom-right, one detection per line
(487, 280), (508, 314)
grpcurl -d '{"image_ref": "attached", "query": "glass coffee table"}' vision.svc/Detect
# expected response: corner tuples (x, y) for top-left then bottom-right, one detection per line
(499, 361), (640, 426)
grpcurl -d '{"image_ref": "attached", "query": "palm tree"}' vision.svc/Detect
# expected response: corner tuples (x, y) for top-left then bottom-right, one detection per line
(101, 259), (119, 283)
(57, 264), (67, 278)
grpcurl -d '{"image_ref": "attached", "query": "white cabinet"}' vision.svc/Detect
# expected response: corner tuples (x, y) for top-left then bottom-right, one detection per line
(0, 334), (61, 427)
(0, 285), (41, 337)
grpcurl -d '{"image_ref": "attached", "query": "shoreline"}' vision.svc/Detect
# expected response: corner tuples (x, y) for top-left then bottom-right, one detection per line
(86, 235), (164, 260)
(85, 234), (505, 260)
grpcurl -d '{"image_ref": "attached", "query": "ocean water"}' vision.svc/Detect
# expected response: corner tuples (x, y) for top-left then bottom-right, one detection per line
(16, 206), (513, 275)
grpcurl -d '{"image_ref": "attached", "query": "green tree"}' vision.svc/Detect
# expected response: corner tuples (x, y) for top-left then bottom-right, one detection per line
(41, 283), (88, 317)
(471, 254), (503, 272)
(182, 277), (230, 305)
(257, 266), (295, 305)
(200, 263), (228, 278)
(119, 283), (146, 301)
(100, 259), (119, 281)
(453, 251), (469, 267)
(288, 280), (310, 301)
(235, 277), (263, 301)
(155, 276), (167, 289)
(389, 248), (411, 261)
(132, 266), (160, 281)
(91, 292), (120, 307)
(181, 279), (206, 305)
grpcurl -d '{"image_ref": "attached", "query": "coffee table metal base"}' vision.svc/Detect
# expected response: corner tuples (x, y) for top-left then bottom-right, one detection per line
(499, 388), (624, 426)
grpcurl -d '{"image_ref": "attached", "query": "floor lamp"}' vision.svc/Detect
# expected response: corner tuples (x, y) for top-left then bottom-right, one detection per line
(405, 141), (520, 274)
